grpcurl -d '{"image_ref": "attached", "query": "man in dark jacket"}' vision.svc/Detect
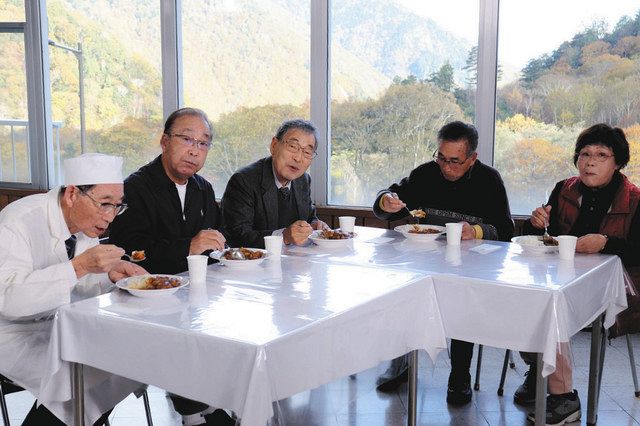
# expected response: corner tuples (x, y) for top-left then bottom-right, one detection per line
(222, 119), (327, 248)
(373, 121), (514, 405)
(108, 107), (232, 426)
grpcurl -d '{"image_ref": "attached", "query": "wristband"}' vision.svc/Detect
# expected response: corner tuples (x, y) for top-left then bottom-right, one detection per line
(473, 224), (483, 239)
(600, 234), (608, 252)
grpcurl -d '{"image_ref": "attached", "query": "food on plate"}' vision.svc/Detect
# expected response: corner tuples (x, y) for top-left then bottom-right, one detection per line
(517, 235), (559, 247)
(128, 275), (181, 290)
(408, 224), (441, 234)
(131, 250), (146, 261)
(318, 229), (353, 240)
(542, 235), (559, 246)
(409, 209), (426, 218)
(223, 247), (265, 260)
(517, 235), (544, 246)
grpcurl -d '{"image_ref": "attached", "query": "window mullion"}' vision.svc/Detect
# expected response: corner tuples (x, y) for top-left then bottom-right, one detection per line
(476, 0), (499, 165)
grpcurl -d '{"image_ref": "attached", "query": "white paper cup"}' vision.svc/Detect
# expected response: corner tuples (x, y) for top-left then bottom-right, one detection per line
(445, 222), (463, 246)
(338, 216), (356, 233)
(187, 255), (208, 285)
(264, 235), (283, 257)
(557, 235), (577, 260)
(445, 244), (462, 266)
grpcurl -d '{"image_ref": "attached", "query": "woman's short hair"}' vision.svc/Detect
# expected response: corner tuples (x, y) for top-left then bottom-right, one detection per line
(573, 123), (630, 168)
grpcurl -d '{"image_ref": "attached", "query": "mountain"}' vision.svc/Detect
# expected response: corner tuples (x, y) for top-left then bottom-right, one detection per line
(3, 0), (473, 126)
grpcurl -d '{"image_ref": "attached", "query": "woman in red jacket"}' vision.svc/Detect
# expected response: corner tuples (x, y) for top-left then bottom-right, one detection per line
(517, 123), (640, 425)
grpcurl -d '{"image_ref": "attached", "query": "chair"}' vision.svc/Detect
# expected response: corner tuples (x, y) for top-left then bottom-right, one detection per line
(471, 345), (516, 395)
(473, 334), (640, 398)
(0, 375), (24, 425)
(0, 374), (154, 426)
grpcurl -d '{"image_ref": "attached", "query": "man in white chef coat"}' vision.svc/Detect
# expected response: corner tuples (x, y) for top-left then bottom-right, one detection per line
(0, 153), (147, 425)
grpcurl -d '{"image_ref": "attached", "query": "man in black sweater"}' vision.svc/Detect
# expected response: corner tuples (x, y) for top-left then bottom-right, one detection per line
(109, 107), (233, 426)
(373, 121), (514, 405)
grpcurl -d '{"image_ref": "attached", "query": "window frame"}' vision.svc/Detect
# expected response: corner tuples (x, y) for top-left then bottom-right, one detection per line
(8, 0), (503, 201)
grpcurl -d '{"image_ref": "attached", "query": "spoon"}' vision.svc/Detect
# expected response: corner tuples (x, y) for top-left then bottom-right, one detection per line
(123, 251), (145, 262)
(541, 203), (553, 244)
(228, 248), (246, 260)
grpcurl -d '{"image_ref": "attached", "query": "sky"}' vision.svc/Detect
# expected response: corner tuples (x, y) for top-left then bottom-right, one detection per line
(397, 0), (640, 69)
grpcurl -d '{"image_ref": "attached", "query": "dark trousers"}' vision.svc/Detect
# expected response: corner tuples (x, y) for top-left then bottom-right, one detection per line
(450, 339), (474, 378)
(22, 401), (112, 426)
(168, 393), (209, 415)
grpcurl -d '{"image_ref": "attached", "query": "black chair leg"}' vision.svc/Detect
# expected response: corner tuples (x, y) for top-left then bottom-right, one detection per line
(498, 349), (510, 396)
(142, 389), (153, 426)
(0, 383), (10, 426)
(625, 334), (640, 397)
(474, 344), (483, 391)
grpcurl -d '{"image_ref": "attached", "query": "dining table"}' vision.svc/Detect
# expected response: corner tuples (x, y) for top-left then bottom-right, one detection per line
(39, 225), (627, 426)
(40, 247), (447, 426)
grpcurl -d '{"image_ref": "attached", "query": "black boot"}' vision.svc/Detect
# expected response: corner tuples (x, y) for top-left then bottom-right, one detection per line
(514, 362), (537, 406)
(446, 371), (472, 405)
(375, 355), (408, 392)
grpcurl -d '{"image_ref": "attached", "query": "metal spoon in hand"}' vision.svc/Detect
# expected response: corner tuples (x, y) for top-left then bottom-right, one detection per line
(122, 251), (145, 262)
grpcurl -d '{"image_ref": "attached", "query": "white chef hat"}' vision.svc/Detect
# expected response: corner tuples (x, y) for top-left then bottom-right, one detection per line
(64, 153), (124, 186)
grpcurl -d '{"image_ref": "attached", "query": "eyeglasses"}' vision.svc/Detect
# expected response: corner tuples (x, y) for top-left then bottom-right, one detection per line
(79, 190), (128, 216)
(577, 152), (614, 163)
(433, 151), (469, 167)
(281, 139), (317, 159)
(167, 133), (212, 151)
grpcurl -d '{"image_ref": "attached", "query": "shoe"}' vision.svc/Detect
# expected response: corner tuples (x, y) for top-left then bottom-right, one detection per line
(375, 365), (408, 392)
(204, 409), (236, 426)
(526, 390), (581, 425)
(446, 371), (472, 405)
(514, 364), (537, 406)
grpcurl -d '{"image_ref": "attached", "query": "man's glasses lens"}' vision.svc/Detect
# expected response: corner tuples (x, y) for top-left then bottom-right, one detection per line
(169, 133), (212, 150)
(283, 140), (316, 159)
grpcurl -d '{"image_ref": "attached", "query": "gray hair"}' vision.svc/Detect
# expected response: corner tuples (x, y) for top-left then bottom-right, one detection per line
(163, 107), (212, 141)
(275, 119), (318, 149)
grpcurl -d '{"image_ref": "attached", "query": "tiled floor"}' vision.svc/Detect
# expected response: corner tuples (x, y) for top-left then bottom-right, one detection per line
(5, 333), (640, 425)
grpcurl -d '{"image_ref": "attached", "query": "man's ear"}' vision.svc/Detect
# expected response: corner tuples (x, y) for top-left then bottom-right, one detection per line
(269, 137), (278, 155)
(61, 185), (78, 208)
(160, 133), (169, 151)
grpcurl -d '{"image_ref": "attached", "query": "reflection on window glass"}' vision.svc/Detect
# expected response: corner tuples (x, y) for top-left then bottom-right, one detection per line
(496, 0), (640, 215)
(0, 0), (24, 21)
(182, 0), (311, 197)
(329, 0), (478, 206)
(47, 0), (162, 185)
(0, 32), (30, 183)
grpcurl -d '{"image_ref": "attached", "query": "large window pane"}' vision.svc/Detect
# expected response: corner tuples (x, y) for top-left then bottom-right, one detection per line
(0, 29), (31, 183)
(0, 0), (24, 21)
(496, 1), (640, 215)
(182, 0), (311, 197)
(47, 0), (162, 184)
(329, 1), (479, 206)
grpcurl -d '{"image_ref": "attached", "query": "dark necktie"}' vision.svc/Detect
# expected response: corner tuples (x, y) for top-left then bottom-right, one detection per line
(65, 235), (77, 260)
(279, 186), (291, 200)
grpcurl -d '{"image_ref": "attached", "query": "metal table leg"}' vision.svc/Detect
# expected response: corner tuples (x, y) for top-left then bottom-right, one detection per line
(408, 350), (418, 426)
(587, 313), (604, 425)
(72, 362), (85, 426)
(534, 352), (547, 426)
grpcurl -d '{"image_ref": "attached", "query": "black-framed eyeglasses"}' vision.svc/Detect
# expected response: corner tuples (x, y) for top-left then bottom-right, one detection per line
(577, 152), (614, 163)
(281, 139), (317, 159)
(167, 133), (212, 151)
(433, 150), (469, 167)
(79, 189), (128, 216)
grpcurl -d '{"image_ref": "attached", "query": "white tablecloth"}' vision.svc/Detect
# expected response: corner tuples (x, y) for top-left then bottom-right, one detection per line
(288, 227), (628, 376)
(40, 258), (446, 425)
(39, 226), (627, 424)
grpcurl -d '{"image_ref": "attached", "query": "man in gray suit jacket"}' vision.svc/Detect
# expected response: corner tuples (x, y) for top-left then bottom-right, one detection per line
(222, 119), (328, 248)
